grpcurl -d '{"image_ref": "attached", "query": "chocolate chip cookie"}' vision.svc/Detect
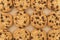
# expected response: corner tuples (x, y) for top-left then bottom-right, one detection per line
(31, 29), (47, 40)
(0, 0), (13, 13)
(48, 11), (60, 29)
(48, 29), (60, 40)
(0, 12), (13, 29)
(13, 10), (29, 28)
(31, 11), (47, 29)
(48, 0), (60, 11)
(0, 29), (12, 40)
(13, 0), (30, 10)
(31, 0), (47, 11)
(13, 28), (30, 40)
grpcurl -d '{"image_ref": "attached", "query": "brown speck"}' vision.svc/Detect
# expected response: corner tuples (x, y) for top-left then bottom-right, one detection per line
(35, 17), (39, 19)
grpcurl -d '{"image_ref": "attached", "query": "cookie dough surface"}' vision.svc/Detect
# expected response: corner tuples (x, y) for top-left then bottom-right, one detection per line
(48, 11), (60, 29)
(31, 29), (47, 40)
(13, 0), (31, 10)
(0, 12), (13, 29)
(0, 0), (12, 13)
(31, 11), (47, 29)
(13, 29), (30, 40)
(48, 0), (60, 11)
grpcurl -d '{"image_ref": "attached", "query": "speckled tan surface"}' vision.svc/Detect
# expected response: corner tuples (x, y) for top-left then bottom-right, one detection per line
(7, 8), (54, 33)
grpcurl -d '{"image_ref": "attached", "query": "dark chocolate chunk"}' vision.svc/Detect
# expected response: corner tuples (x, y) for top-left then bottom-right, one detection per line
(35, 17), (39, 19)
(0, 32), (2, 35)
(20, 5), (23, 7)
(24, 21), (26, 23)
(34, 21), (36, 24)
(1, 20), (4, 22)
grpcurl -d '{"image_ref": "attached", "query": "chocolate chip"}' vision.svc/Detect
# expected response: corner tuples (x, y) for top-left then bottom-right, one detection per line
(56, 9), (59, 11)
(43, 1), (46, 4)
(27, 39), (30, 40)
(9, 6), (12, 8)
(55, 17), (59, 20)
(59, 37), (60, 40)
(42, 37), (44, 40)
(33, 6), (36, 8)
(19, 27), (22, 29)
(20, 5), (23, 7)
(35, 13), (38, 15)
(1, 2), (4, 5)
(40, 29), (43, 32)
(38, 34), (42, 37)
(42, 16), (45, 21)
(56, 5), (59, 8)
(39, 23), (41, 25)
(24, 11), (26, 13)
(24, 21), (26, 23)
(49, 35), (51, 37)
(7, 20), (10, 23)
(50, 0), (54, 2)
(50, 26), (53, 28)
(38, 11), (41, 14)
(1, 20), (4, 22)
(7, 0), (9, 1)
(17, 12), (19, 14)
(4, 39), (7, 40)
(6, 16), (8, 18)
(30, 36), (33, 39)
(35, 17), (39, 19)
(25, 35), (27, 38)
(19, 37), (22, 39)
(20, 13), (22, 15)
(49, 20), (52, 22)
(53, 14), (56, 16)
(34, 21), (36, 24)
(43, 23), (45, 25)
(13, 38), (16, 40)
(56, 23), (58, 25)
(8, 3), (10, 6)
(1, 16), (3, 19)
(38, 1), (40, 4)
(15, 18), (17, 20)
(39, 7), (42, 10)
(18, 0), (20, 1)
(0, 32), (2, 35)
(6, 26), (9, 28)
(37, 21), (39, 24)
(51, 5), (55, 10)
(52, 36), (54, 38)
(33, 3), (35, 5)
(3, 8), (5, 10)
(23, 25), (25, 27)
